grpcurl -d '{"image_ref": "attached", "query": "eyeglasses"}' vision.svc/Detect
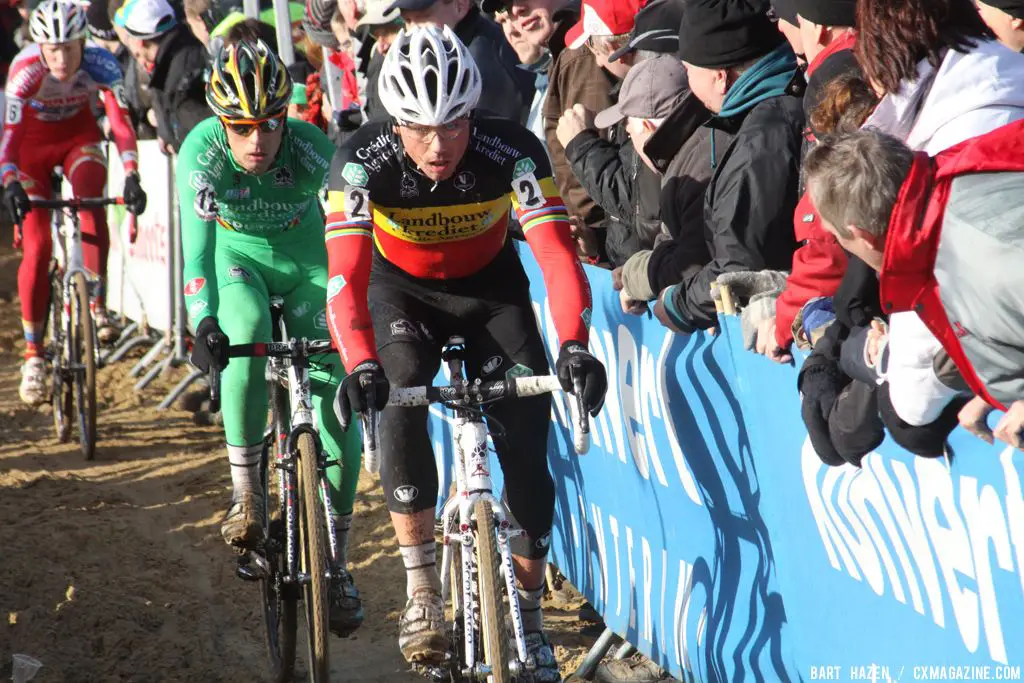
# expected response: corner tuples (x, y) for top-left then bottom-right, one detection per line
(221, 113), (286, 136)
(399, 118), (468, 144)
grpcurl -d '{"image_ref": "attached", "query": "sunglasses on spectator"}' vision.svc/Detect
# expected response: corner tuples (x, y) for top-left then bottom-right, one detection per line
(220, 113), (286, 136)
(399, 118), (469, 143)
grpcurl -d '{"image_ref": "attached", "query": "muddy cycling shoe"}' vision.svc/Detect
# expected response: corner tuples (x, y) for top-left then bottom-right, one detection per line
(220, 491), (265, 549)
(521, 631), (561, 682)
(329, 568), (364, 637)
(398, 588), (450, 664)
(19, 357), (48, 406)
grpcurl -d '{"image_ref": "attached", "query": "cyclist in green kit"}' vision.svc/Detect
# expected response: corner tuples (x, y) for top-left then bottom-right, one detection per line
(176, 39), (363, 637)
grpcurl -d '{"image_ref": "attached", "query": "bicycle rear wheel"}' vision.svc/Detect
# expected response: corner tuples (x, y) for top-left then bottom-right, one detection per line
(260, 412), (298, 681)
(297, 432), (331, 682)
(69, 272), (96, 460)
(48, 268), (70, 443)
(475, 499), (511, 683)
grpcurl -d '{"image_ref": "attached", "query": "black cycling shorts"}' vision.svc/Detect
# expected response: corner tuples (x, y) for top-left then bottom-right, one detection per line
(368, 240), (554, 559)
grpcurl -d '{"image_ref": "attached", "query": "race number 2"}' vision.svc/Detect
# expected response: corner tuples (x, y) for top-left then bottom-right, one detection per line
(513, 172), (543, 209)
(344, 185), (371, 219)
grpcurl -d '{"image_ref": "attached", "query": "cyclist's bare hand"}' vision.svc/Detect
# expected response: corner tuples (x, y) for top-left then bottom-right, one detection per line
(334, 360), (389, 431)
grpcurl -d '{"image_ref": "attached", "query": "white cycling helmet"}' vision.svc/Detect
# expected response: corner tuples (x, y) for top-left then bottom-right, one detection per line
(30, 0), (89, 44)
(378, 25), (482, 126)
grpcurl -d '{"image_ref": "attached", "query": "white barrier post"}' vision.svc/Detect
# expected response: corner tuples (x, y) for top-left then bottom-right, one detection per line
(273, 0), (295, 66)
(243, 0), (259, 18)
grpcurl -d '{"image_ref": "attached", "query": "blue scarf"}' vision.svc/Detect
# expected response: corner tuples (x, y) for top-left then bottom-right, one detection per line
(718, 42), (799, 119)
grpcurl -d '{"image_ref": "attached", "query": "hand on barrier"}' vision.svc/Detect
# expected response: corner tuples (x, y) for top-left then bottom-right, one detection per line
(123, 173), (147, 216)
(994, 400), (1024, 451)
(556, 341), (607, 417)
(958, 395), (995, 445)
(191, 318), (229, 373)
(334, 360), (390, 432)
(4, 181), (30, 227)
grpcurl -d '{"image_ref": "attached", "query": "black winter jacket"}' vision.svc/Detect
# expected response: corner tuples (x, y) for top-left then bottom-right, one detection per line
(643, 94), (731, 294)
(563, 125), (662, 268)
(149, 26), (211, 153)
(665, 78), (805, 331)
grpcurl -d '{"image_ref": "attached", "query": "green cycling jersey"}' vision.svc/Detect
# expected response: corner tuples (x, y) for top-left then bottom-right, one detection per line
(179, 116), (332, 327)
(176, 117), (361, 517)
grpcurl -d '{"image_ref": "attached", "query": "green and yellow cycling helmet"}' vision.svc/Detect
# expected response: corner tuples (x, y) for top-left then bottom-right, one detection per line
(206, 38), (292, 120)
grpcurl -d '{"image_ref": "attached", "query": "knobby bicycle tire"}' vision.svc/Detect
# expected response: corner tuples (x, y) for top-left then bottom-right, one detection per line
(70, 272), (96, 460)
(297, 432), (331, 682)
(49, 268), (70, 443)
(475, 499), (511, 683)
(261, 384), (297, 682)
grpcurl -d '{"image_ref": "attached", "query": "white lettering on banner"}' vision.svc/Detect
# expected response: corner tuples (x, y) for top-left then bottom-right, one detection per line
(573, 492), (705, 675)
(530, 298), (702, 505)
(610, 515), (623, 618)
(803, 442), (1024, 663)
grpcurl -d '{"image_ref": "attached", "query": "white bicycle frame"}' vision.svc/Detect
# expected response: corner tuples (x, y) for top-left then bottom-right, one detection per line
(372, 337), (591, 680)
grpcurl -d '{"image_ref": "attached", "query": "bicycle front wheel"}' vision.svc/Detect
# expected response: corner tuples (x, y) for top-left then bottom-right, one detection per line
(69, 272), (96, 460)
(297, 432), (330, 682)
(261, 434), (298, 681)
(475, 499), (511, 683)
(49, 268), (70, 443)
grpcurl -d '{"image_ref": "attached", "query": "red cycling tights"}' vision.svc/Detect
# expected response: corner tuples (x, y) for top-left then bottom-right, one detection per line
(17, 115), (109, 353)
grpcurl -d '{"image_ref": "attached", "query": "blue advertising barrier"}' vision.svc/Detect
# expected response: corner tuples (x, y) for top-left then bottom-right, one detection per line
(426, 244), (1024, 683)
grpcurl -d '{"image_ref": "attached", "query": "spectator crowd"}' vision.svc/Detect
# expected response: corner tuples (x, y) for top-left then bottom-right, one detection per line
(2, 0), (1024, 678)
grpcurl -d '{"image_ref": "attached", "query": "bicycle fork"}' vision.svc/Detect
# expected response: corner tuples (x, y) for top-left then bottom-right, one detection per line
(438, 416), (532, 679)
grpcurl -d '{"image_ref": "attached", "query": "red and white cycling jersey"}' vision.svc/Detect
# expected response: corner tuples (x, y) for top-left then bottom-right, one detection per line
(0, 42), (138, 185)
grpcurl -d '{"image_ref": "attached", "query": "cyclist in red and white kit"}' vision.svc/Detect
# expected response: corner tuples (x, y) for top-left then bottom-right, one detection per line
(1, 0), (147, 406)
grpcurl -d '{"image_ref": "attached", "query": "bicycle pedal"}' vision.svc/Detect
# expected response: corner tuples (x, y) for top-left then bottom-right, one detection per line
(235, 551), (270, 582)
(411, 663), (448, 682)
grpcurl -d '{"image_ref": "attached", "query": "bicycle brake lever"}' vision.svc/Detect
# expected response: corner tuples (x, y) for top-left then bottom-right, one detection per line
(570, 366), (591, 455)
(360, 375), (381, 475)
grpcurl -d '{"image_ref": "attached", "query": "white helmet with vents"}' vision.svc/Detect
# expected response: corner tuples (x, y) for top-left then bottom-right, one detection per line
(30, 0), (89, 44)
(378, 24), (482, 126)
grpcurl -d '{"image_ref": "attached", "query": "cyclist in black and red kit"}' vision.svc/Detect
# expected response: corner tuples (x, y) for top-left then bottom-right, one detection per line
(324, 24), (607, 681)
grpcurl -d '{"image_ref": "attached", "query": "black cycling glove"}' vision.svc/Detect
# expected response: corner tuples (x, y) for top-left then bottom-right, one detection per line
(555, 341), (608, 417)
(191, 317), (229, 373)
(334, 360), (390, 431)
(124, 173), (148, 216)
(4, 181), (30, 225)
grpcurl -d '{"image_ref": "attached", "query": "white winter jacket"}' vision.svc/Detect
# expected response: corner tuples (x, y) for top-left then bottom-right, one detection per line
(863, 39), (1024, 425)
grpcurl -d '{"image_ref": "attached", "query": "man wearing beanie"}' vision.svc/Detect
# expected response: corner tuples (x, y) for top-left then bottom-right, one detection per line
(977, 0), (1024, 51)
(796, 0), (855, 68)
(654, 0), (805, 334)
(770, 0), (804, 61)
(116, 0), (211, 153)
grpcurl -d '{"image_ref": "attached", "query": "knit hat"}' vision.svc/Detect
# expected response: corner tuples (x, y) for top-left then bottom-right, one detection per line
(979, 0), (1024, 20)
(770, 0), (797, 24)
(677, 0), (784, 69)
(594, 54), (690, 127)
(87, 0), (118, 40)
(793, 0), (855, 27)
(115, 0), (178, 40)
(609, 0), (683, 62)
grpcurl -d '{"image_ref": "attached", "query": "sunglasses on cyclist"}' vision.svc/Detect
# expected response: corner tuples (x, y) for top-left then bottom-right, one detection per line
(220, 113), (286, 136)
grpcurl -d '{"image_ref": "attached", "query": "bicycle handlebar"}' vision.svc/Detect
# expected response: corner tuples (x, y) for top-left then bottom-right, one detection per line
(206, 339), (336, 414)
(29, 197), (125, 210)
(359, 374), (591, 475)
